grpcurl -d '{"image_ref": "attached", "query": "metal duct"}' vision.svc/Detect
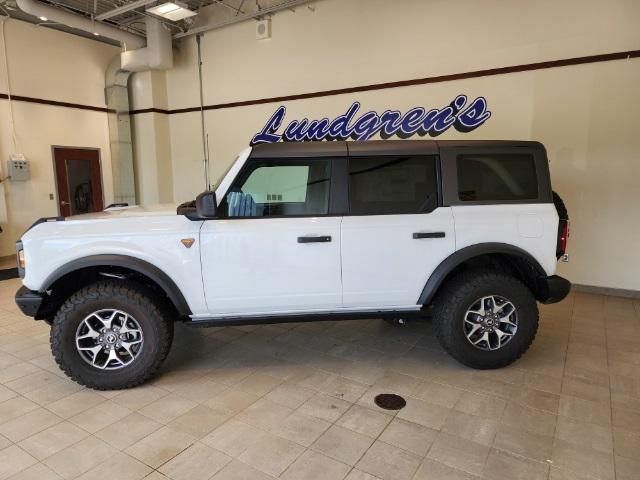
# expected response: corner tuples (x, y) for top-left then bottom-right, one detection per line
(16, 0), (145, 49)
(121, 16), (173, 72)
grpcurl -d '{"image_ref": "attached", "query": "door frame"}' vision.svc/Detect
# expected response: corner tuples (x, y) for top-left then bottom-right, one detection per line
(51, 146), (105, 217)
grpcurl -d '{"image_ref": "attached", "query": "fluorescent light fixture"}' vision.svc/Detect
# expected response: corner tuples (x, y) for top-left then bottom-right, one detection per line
(146, 2), (197, 21)
(38, 16), (48, 21)
(93, 32), (100, 36)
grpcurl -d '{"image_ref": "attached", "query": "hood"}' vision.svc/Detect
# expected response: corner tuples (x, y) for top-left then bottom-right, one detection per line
(67, 204), (176, 221)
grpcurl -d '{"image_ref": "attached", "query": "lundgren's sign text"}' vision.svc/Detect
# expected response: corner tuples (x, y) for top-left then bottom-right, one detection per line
(251, 94), (491, 145)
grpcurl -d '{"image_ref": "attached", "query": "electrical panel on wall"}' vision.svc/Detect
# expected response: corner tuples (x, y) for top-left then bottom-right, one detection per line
(7, 154), (30, 181)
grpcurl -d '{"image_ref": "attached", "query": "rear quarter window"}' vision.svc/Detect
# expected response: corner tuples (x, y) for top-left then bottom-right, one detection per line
(457, 154), (538, 201)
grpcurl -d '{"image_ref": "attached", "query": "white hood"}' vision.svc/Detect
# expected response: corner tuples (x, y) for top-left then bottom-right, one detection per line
(68, 204), (176, 221)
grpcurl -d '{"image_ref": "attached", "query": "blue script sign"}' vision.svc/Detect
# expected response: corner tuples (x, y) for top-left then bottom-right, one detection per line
(251, 94), (491, 145)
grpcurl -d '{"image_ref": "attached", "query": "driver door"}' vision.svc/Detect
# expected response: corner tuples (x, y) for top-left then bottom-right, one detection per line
(200, 156), (343, 316)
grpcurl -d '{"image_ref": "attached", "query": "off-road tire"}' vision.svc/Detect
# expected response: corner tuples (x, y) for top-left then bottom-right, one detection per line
(51, 281), (173, 390)
(433, 270), (538, 369)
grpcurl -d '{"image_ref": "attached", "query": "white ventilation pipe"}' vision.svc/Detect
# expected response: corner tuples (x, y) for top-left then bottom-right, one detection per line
(120, 16), (172, 71)
(16, 0), (145, 49)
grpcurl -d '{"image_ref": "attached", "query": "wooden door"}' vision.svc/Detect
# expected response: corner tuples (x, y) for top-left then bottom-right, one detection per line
(53, 148), (103, 217)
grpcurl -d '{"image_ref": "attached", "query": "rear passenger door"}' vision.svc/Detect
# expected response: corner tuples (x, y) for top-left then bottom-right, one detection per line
(340, 146), (455, 309)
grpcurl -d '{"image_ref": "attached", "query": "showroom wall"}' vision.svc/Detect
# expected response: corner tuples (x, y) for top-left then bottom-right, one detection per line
(129, 0), (640, 292)
(0, 18), (118, 256)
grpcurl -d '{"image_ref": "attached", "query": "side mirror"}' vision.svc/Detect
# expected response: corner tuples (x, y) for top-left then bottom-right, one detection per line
(195, 191), (217, 219)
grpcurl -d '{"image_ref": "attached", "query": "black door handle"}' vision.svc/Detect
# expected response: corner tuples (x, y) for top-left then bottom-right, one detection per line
(413, 232), (446, 239)
(298, 235), (332, 243)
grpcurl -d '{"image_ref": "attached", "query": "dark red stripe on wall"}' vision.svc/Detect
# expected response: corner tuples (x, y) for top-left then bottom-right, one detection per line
(2, 49), (639, 116)
(0, 93), (113, 113)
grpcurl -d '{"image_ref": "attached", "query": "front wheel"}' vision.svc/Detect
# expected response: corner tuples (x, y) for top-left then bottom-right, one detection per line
(433, 270), (538, 369)
(51, 281), (173, 390)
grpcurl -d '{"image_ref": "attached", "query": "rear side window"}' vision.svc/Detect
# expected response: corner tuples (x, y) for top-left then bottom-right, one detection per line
(457, 154), (538, 201)
(222, 159), (331, 217)
(348, 156), (438, 215)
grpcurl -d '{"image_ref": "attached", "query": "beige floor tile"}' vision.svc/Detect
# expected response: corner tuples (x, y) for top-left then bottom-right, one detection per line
(125, 426), (195, 468)
(413, 458), (481, 480)
(75, 452), (152, 480)
(203, 387), (260, 415)
(501, 401), (557, 436)
(5, 462), (62, 480)
(138, 394), (198, 425)
(111, 385), (169, 411)
(612, 426), (640, 460)
(344, 469), (383, 480)
(482, 448), (548, 480)
(612, 406), (640, 434)
(356, 440), (421, 480)
(555, 416), (613, 454)
(0, 408), (61, 443)
(509, 386), (560, 413)
(312, 424), (374, 466)
(235, 398), (293, 431)
(281, 449), (350, 480)
(234, 372), (283, 397)
(264, 382), (316, 409)
(396, 397), (450, 430)
(615, 454), (640, 480)
(43, 436), (118, 479)
(492, 424), (553, 463)
(237, 432), (305, 477)
(158, 443), (231, 480)
(426, 433), (490, 477)
(298, 393), (351, 423)
(201, 420), (267, 457)
(18, 421), (88, 461)
(453, 392), (506, 418)
(210, 459), (274, 480)
(0, 445), (38, 479)
(68, 400), (133, 433)
(21, 380), (83, 407)
(0, 397), (38, 424)
(167, 404), (229, 439)
(378, 417), (437, 457)
(45, 390), (106, 419)
(0, 434), (10, 450)
(412, 380), (464, 408)
(442, 410), (499, 447)
(551, 439), (615, 480)
(559, 395), (611, 428)
(336, 405), (392, 438)
(95, 412), (163, 449)
(269, 410), (331, 447)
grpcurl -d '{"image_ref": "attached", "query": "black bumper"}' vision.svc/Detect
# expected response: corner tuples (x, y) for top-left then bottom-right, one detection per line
(536, 275), (571, 304)
(15, 286), (44, 317)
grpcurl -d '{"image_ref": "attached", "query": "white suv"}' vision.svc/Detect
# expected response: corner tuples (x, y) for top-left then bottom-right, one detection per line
(15, 140), (570, 390)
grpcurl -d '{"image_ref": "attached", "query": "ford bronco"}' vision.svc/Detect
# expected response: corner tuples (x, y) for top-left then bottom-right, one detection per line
(15, 140), (570, 389)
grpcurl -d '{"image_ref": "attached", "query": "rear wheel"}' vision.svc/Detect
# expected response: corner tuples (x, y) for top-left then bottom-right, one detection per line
(433, 270), (538, 369)
(51, 281), (173, 390)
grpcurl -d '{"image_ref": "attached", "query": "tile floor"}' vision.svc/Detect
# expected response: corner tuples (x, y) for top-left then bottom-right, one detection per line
(0, 277), (638, 480)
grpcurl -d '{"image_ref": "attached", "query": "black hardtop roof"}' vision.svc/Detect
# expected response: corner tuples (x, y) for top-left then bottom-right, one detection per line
(250, 140), (544, 158)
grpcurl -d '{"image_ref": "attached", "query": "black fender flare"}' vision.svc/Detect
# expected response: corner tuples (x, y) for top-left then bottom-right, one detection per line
(418, 243), (547, 305)
(41, 254), (192, 316)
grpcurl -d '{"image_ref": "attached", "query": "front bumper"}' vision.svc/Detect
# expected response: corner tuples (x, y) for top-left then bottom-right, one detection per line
(15, 286), (43, 317)
(536, 275), (571, 304)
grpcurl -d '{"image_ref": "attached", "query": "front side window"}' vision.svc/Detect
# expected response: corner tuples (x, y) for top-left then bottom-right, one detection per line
(348, 156), (438, 215)
(457, 154), (538, 201)
(222, 159), (331, 217)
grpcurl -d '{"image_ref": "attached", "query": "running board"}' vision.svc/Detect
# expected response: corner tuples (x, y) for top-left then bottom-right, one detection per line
(185, 309), (430, 327)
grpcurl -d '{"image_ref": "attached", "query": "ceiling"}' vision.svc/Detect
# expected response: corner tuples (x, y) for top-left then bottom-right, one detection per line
(0, 0), (307, 45)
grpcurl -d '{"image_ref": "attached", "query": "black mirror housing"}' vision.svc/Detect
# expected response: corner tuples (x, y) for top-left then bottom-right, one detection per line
(195, 191), (217, 219)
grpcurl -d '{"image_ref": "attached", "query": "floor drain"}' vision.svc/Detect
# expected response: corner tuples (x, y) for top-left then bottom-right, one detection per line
(374, 393), (406, 410)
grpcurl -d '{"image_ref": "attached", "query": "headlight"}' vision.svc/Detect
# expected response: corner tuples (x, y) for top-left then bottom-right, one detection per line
(16, 241), (25, 278)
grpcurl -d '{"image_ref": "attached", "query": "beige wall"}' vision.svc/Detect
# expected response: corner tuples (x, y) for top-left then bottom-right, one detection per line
(128, 0), (640, 291)
(0, 18), (119, 256)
